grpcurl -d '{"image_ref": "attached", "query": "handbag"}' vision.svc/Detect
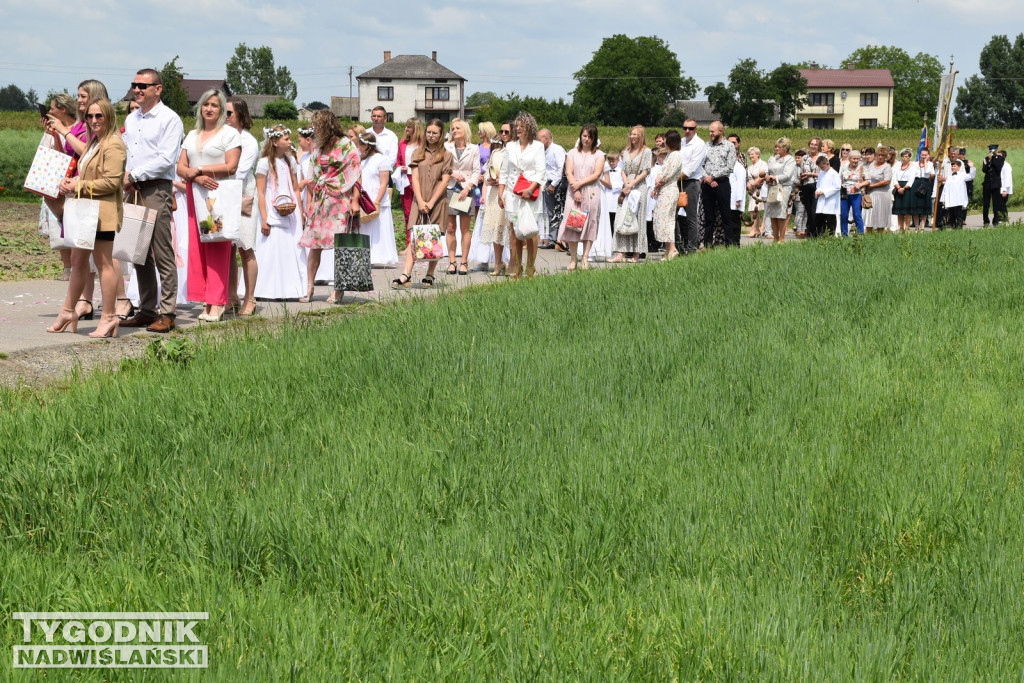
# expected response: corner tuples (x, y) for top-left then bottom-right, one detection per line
(113, 192), (156, 265)
(767, 184), (784, 203)
(513, 174), (540, 201)
(273, 194), (296, 216)
(514, 205), (539, 240)
(61, 184), (99, 251)
(914, 182), (929, 199)
(448, 184), (473, 213)
(676, 188), (688, 208)
(861, 192), (873, 209)
(411, 213), (444, 260)
(354, 182), (377, 215)
(241, 195), (254, 217)
(614, 204), (639, 235)
(334, 215), (373, 292)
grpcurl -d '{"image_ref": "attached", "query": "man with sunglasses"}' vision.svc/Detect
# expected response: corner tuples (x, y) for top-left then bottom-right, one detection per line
(677, 119), (707, 254)
(121, 68), (183, 332)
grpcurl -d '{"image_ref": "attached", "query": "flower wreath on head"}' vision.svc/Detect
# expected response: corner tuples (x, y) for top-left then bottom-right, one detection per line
(298, 127), (314, 138)
(357, 133), (377, 148)
(263, 127), (290, 141)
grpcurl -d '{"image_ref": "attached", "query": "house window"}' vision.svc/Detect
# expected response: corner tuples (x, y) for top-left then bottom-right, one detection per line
(807, 118), (835, 130)
(378, 78), (392, 83)
(859, 118), (878, 129)
(434, 79), (449, 84)
(860, 92), (878, 107)
(386, 113), (394, 122)
(377, 86), (394, 101)
(427, 87), (450, 101)
(809, 93), (834, 107)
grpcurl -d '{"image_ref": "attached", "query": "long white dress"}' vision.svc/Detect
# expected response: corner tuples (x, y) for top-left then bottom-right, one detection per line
(360, 153), (400, 266)
(254, 156), (308, 299)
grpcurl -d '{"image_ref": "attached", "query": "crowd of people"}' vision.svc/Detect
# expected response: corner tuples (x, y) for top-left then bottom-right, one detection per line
(36, 74), (1017, 336)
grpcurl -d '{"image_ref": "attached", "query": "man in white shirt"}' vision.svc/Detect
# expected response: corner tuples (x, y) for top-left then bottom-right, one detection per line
(120, 68), (183, 333)
(369, 106), (398, 172)
(677, 119), (707, 253)
(537, 128), (565, 247)
(997, 150), (1013, 224)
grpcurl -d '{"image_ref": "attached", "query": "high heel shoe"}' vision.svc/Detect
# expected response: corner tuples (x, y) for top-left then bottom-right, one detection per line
(46, 308), (79, 333)
(299, 287), (314, 303)
(228, 298), (241, 313)
(199, 306), (224, 322)
(88, 316), (119, 338)
(488, 263), (507, 277)
(238, 299), (258, 316)
(115, 297), (135, 320)
(76, 299), (94, 320)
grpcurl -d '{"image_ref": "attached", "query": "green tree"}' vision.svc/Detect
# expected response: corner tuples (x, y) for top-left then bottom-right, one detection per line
(160, 56), (192, 117)
(226, 44), (298, 100)
(471, 92), (595, 127)
(572, 35), (697, 126)
(844, 45), (943, 129)
(657, 106), (690, 128)
(768, 64), (808, 127)
(263, 99), (298, 120)
(705, 59), (775, 127)
(954, 34), (1024, 128)
(466, 91), (499, 108)
(0, 84), (31, 111)
(306, 101), (328, 111)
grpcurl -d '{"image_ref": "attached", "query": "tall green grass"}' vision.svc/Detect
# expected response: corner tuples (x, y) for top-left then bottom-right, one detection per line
(2, 230), (1024, 678)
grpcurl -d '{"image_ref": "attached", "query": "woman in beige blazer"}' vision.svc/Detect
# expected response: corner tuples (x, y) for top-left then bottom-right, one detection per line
(443, 118), (480, 274)
(49, 98), (127, 338)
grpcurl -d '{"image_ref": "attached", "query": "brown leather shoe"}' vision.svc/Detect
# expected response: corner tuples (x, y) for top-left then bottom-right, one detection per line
(146, 314), (175, 333)
(120, 312), (159, 328)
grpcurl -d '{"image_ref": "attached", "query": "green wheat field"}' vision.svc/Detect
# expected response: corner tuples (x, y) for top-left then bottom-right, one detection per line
(2, 229), (1024, 678)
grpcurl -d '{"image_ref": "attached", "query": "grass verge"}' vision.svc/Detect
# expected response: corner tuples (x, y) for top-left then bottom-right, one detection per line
(2, 230), (1024, 677)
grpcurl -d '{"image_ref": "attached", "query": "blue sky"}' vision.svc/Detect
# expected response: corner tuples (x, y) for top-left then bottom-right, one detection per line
(1, 0), (1017, 118)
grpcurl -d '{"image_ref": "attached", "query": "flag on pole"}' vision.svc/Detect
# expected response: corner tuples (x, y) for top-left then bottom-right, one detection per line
(916, 125), (928, 161)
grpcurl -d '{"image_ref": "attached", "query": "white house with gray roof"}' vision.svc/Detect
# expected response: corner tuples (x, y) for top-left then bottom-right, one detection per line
(357, 51), (466, 123)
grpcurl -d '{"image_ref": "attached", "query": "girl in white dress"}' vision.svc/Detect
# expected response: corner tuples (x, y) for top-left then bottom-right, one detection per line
(355, 132), (400, 266)
(254, 126), (308, 300)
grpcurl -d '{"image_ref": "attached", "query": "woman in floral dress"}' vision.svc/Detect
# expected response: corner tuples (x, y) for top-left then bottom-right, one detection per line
(610, 125), (652, 262)
(651, 129), (683, 260)
(300, 110), (361, 302)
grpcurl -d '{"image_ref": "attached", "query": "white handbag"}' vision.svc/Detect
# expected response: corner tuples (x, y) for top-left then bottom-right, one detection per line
(192, 179), (243, 243)
(113, 194), (157, 265)
(60, 186), (99, 250)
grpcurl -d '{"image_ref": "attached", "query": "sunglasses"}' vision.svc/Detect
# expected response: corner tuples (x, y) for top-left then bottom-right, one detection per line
(841, 148), (851, 152)
(683, 126), (696, 131)
(500, 129), (511, 134)
(85, 113), (104, 120)
(130, 82), (157, 90)
(225, 110), (234, 117)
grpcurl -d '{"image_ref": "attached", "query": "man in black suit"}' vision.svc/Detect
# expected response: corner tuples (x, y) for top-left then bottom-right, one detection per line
(982, 144), (1004, 226)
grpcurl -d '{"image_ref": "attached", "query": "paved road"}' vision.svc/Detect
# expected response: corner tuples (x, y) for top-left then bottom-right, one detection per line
(1, 211), (1018, 356)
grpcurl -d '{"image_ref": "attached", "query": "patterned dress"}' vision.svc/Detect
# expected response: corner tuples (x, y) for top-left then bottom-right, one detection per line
(301, 137), (361, 249)
(479, 147), (511, 246)
(557, 148), (605, 243)
(613, 147), (652, 253)
(653, 150), (682, 243)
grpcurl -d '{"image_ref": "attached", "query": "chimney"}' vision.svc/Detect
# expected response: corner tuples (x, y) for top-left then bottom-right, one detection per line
(431, 51), (437, 62)
(846, 62), (855, 70)
(383, 51), (391, 62)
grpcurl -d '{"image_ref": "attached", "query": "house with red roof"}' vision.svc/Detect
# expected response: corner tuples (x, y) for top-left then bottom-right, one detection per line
(797, 67), (895, 130)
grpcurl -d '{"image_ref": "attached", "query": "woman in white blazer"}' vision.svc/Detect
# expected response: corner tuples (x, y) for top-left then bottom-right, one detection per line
(498, 112), (545, 278)
(443, 118), (481, 275)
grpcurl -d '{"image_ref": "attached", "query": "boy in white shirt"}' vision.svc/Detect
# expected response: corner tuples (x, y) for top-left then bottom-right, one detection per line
(942, 159), (968, 228)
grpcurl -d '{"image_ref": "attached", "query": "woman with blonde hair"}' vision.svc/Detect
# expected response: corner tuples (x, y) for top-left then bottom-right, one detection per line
(392, 118), (453, 288)
(745, 146), (769, 238)
(443, 118), (481, 275)
(49, 98), (126, 337)
(301, 110), (361, 300)
(610, 124), (652, 262)
(177, 89), (241, 321)
(254, 125), (307, 300)
(498, 112), (545, 277)
(764, 137), (798, 243)
(465, 121), (498, 269)
(479, 127), (511, 276)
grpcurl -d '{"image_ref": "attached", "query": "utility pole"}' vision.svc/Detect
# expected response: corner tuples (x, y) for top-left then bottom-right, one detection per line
(348, 66), (353, 99)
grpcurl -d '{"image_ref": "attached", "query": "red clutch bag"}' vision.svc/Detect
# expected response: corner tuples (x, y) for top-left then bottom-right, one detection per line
(513, 174), (539, 201)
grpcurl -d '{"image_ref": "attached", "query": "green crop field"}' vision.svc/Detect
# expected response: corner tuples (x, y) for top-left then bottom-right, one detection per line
(3, 229), (1024, 678)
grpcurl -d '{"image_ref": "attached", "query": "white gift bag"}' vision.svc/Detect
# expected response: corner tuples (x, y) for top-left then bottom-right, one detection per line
(192, 179), (243, 243)
(24, 144), (74, 199)
(113, 197), (157, 264)
(61, 189), (99, 251)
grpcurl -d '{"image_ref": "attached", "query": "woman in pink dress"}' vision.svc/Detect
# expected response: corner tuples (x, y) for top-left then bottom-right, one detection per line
(299, 110), (361, 302)
(557, 124), (606, 271)
(397, 118), (423, 240)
